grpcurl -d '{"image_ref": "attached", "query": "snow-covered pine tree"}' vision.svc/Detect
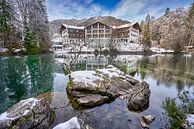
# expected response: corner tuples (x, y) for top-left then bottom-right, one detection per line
(14, 0), (50, 53)
(28, 0), (50, 53)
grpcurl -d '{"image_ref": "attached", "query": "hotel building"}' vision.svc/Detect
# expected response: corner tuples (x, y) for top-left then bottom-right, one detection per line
(60, 21), (141, 49)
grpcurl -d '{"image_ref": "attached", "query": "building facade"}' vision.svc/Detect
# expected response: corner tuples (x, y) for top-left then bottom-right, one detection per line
(60, 24), (85, 48)
(60, 21), (141, 49)
(85, 22), (113, 48)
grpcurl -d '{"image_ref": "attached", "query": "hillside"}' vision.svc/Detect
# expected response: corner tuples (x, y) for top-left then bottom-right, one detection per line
(143, 7), (193, 50)
(49, 19), (86, 36)
(77, 16), (130, 26)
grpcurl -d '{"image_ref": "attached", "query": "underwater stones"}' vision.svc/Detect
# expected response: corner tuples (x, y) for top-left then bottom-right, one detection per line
(0, 98), (54, 129)
(67, 65), (150, 111)
(127, 81), (151, 111)
(76, 94), (109, 107)
(139, 115), (155, 128)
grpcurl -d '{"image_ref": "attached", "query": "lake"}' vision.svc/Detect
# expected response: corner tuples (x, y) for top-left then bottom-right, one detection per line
(0, 53), (194, 129)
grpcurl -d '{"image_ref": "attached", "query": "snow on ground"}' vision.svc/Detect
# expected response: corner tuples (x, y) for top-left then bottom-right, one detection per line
(53, 117), (80, 129)
(0, 48), (8, 53)
(81, 46), (95, 52)
(54, 50), (69, 54)
(150, 47), (174, 53)
(51, 42), (176, 54)
(71, 71), (102, 86)
(96, 65), (124, 78)
(71, 65), (125, 86)
(116, 43), (144, 52)
(116, 43), (174, 53)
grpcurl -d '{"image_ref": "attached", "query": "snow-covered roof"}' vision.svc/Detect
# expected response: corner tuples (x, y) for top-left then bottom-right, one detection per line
(116, 22), (137, 29)
(51, 37), (62, 42)
(62, 24), (85, 30)
(111, 26), (117, 29)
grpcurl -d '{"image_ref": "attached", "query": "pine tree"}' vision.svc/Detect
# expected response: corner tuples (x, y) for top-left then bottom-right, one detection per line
(24, 27), (39, 54)
(28, 0), (50, 53)
(141, 14), (152, 52)
(15, 0), (50, 53)
(165, 8), (170, 16)
(142, 23), (151, 52)
(145, 14), (151, 23)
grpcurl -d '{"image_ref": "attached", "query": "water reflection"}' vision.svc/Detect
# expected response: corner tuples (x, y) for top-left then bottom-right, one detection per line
(136, 54), (194, 92)
(51, 53), (194, 128)
(0, 54), (54, 113)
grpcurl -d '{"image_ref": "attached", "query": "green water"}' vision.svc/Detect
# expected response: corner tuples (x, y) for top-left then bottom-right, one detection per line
(0, 53), (194, 129)
(0, 54), (56, 112)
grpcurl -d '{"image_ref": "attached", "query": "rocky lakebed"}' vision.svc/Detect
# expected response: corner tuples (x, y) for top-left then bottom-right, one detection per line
(0, 65), (151, 129)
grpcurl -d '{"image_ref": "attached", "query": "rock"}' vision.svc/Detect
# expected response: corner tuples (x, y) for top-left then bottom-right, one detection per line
(67, 65), (138, 107)
(139, 115), (155, 128)
(142, 115), (155, 124)
(0, 98), (54, 129)
(76, 95), (109, 107)
(53, 117), (80, 129)
(139, 117), (149, 128)
(53, 117), (93, 129)
(127, 81), (151, 111)
(67, 65), (150, 110)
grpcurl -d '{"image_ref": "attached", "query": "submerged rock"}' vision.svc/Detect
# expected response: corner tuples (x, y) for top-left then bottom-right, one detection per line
(139, 115), (155, 128)
(0, 98), (54, 129)
(76, 95), (109, 107)
(67, 65), (151, 111)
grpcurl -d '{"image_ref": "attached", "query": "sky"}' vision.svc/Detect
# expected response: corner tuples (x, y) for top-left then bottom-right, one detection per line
(46, 0), (193, 22)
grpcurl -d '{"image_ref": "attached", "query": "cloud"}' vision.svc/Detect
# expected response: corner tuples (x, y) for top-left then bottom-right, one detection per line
(46, 0), (191, 22)
(46, 0), (109, 20)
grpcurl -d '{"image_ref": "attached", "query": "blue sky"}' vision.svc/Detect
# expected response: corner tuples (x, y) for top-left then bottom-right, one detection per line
(46, 0), (193, 21)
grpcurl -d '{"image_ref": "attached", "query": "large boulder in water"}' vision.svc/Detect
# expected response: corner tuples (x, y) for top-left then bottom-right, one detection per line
(0, 98), (54, 129)
(67, 65), (150, 110)
(127, 81), (151, 111)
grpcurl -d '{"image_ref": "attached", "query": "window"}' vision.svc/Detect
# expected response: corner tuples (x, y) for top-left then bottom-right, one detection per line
(99, 30), (104, 33)
(93, 34), (98, 38)
(105, 34), (110, 38)
(93, 24), (97, 28)
(99, 34), (104, 38)
(99, 24), (104, 28)
(93, 30), (98, 33)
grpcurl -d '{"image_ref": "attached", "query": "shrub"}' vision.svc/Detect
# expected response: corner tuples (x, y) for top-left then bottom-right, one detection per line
(24, 28), (39, 55)
(162, 97), (186, 129)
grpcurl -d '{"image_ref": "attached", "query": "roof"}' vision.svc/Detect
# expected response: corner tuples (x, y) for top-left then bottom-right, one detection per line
(116, 22), (138, 29)
(85, 21), (113, 29)
(62, 24), (85, 30)
(51, 37), (62, 42)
